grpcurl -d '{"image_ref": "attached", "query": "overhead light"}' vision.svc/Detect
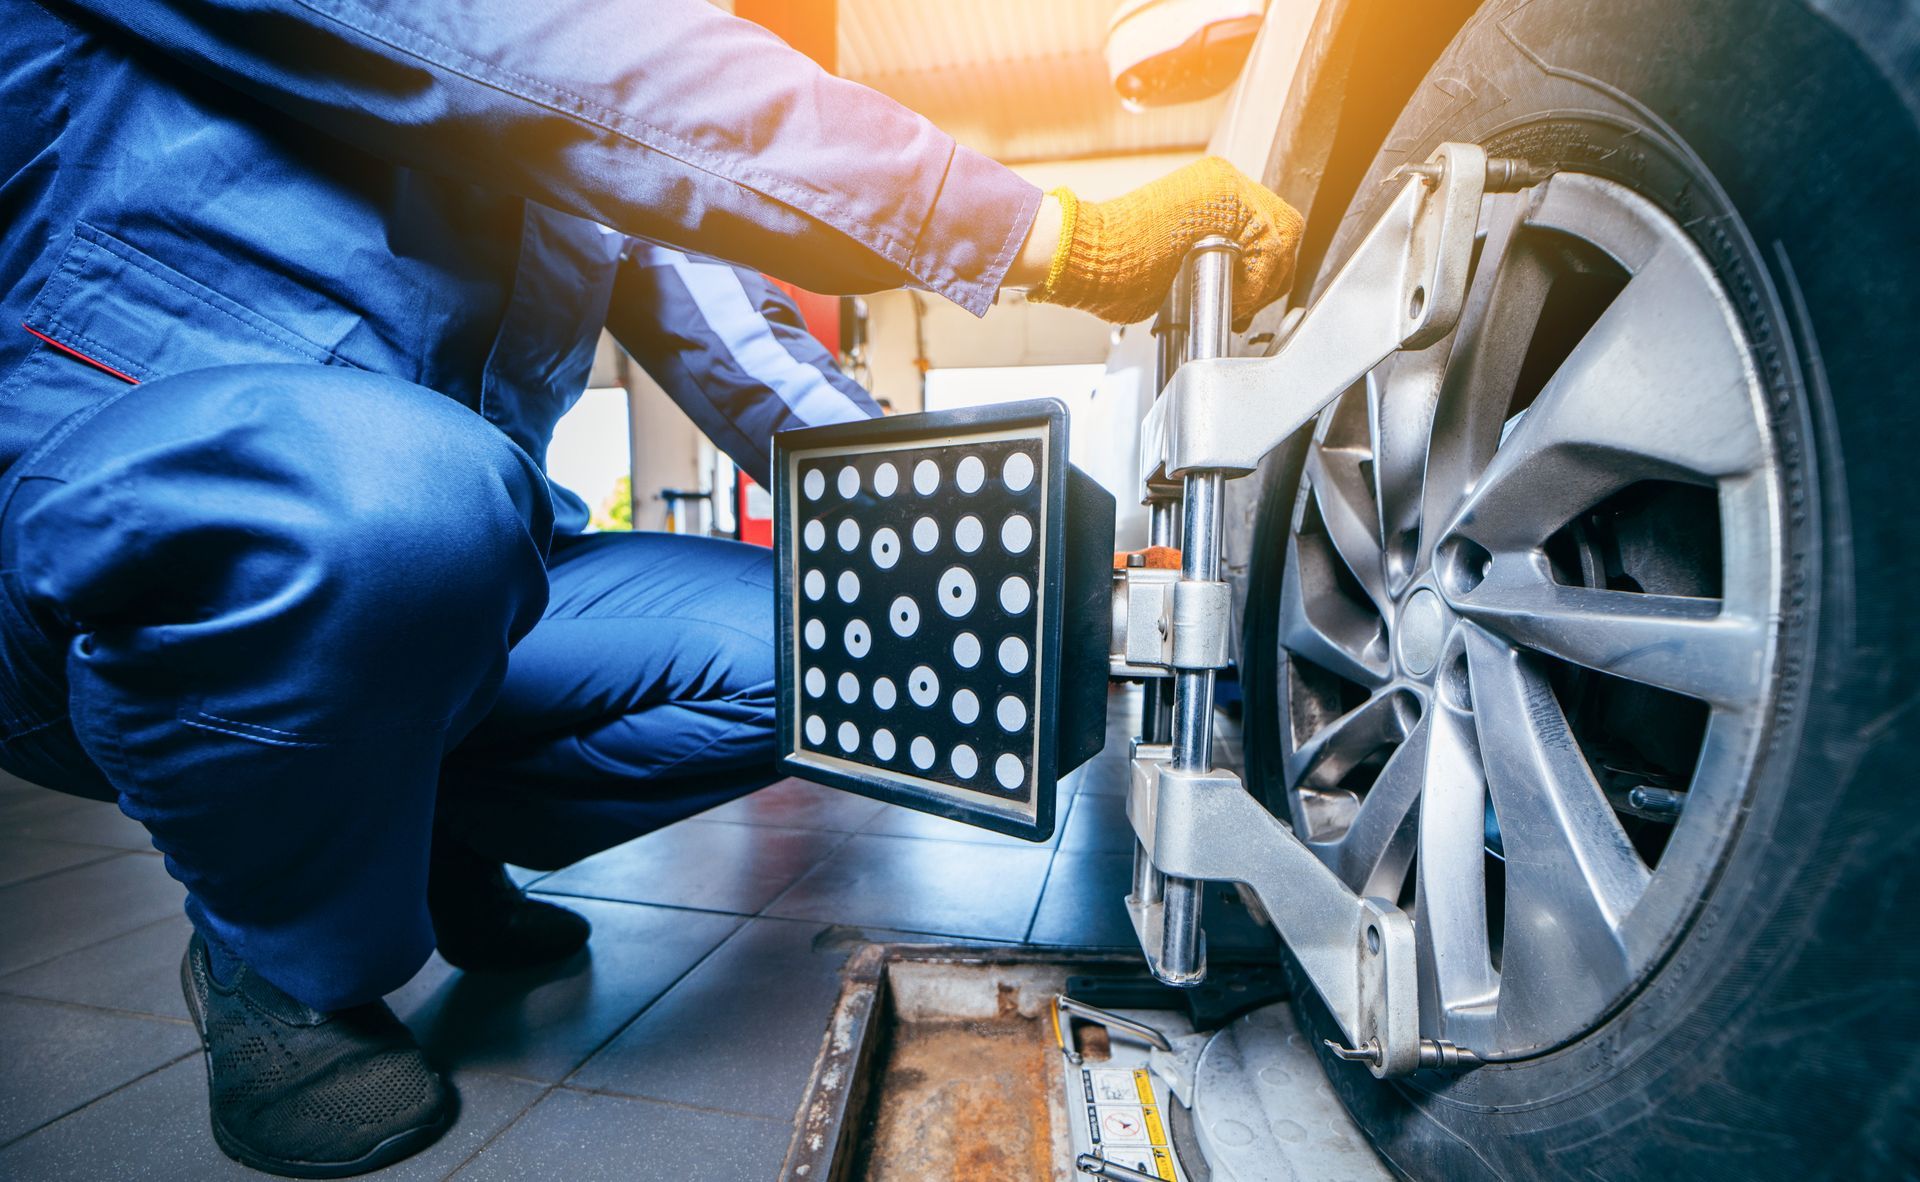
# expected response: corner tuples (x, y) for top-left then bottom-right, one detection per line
(774, 399), (1114, 841)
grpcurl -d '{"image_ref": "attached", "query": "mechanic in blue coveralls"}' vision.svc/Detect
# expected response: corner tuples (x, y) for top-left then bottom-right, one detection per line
(0, 0), (1305, 1173)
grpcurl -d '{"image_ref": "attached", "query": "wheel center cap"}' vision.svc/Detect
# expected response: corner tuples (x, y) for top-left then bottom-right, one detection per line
(1398, 587), (1446, 677)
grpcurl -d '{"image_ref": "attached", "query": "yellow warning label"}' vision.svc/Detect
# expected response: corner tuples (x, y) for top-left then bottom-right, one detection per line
(1141, 1104), (1167, 1147)
(1133, 1067), (1156, 1106)
(1151, 1146), (1177, 1179)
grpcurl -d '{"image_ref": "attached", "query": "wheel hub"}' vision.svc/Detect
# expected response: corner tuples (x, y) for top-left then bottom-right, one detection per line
(1394, 587), (1446, 678)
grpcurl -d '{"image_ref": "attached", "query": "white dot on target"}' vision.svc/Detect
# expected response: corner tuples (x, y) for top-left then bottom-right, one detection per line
(804, 715), (825, 744)
(871, 528), (900, 569)
(908, 665), (940, 707)
(845, 620), (871, 658)
(836, 466), (859, 498)
(950, 745), (978, 779)
(1001, 514), (1033, 554)
(889, 596), (920, 637)
(803, 520), (825, 551)
(995, 754), (1024, 789)
(1003, 452), (1035, 492)
(956, 455), (985, 493)
(953, 632), (981, 668)
(913, 460), (939, 495)
(999, 575), (1031, 614)
(955, 516), (983, 553)
(837, 721), (859, 752)
(803, 668), (825, 697)
(912, 517), (939, 552)
(996, 696), (1026, 731)
(837, 571), (860, 602)
(910, 736), (935, 769)
(837, 672), (859, 703)
(873, 677), (897, 709)
(803, 619), (825, 649)
(951, 689), (979, 724)
(872, 728), (896, 760)
(998, 635), (1029, 674)
(803, 570), (824, 600)
(937, 567), (976, 617)
(837, 519), (860, 551)
(803, 469), (826, 500)
(873, 463), (898, 497)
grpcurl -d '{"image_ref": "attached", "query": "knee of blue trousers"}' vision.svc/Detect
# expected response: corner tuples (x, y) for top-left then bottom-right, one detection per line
(11, 365), (554, 1009)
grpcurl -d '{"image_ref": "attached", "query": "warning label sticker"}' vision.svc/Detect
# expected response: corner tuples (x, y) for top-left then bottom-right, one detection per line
(1088, 1069), (1139, 1105)
(1097, 1105), (1150, 1146)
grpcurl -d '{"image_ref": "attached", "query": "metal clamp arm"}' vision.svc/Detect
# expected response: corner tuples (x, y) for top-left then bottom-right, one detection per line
(1138, 143), (1493, 488)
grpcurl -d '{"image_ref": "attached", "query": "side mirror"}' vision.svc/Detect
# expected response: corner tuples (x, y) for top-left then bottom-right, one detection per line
(1104, 0), (1265, 109)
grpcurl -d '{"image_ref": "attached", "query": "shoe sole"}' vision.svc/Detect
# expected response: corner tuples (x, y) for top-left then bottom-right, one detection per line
(180, 948), (458, 1179)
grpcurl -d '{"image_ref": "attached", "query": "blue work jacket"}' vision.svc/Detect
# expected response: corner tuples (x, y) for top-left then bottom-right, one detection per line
(0, 0), (1042, 528)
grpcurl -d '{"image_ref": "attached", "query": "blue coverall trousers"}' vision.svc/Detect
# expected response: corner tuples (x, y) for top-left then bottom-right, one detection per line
(0, 365), (780, 1010)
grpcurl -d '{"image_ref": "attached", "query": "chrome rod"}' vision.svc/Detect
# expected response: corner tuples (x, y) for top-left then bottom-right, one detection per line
(1156, 235), (1237, 986)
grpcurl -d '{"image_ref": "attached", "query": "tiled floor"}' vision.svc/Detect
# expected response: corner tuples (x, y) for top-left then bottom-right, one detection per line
(0, 687), (1269, 1178)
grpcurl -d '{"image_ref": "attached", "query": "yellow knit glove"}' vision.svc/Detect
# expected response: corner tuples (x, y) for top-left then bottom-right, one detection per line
(1031, 157), (1304, 330)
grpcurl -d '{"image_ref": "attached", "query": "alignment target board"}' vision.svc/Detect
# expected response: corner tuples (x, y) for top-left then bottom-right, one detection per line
(774, 401), (1108, 841)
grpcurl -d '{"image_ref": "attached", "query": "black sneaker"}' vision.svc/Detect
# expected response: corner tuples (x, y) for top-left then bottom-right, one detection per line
(428, 836), (591, 972)
(180, 934), (455, 1178)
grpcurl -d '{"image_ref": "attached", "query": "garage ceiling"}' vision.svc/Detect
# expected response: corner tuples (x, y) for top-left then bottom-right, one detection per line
(835, 0), (1230, 163)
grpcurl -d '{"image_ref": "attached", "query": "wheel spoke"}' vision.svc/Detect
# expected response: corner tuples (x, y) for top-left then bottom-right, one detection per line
(1417, 192), (1556, 569)
(1444, 242), (1766, 553)
(1280, 530), (1391, 689)
(1367, 346), (1447, 593)
(1306, 442), (1389, 612)
(1461, 627), (1647, 1045)
(1284, 688), (1408, 789)
(1330, 714), (1426, 898)
(1416, 669), (1499, 1018)
(1449, 557), (1766, 708)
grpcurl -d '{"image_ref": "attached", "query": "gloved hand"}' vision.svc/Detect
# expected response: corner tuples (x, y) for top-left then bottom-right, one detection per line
(1028, 157), (1304, 329)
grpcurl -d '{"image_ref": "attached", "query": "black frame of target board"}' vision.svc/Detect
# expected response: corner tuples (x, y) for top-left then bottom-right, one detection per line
(773, 398), (1111, 843)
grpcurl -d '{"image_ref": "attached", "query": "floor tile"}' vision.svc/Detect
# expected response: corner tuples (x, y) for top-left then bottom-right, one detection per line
(858, 794), (1068, 848)
(695, 777), (887, 833)
(0, 854), (185, 977)
(451, 1087), (787, 1182)
(0, 994), (198, 1145)
(2, 797), (155, 851)
(533, 820), (848, 916)
(763, 833), (1053, 941)
(571, 917), (908, 1120)
(387, 898), (740, 1084)
(0, 914), (196, 1021)
(1027, 851), (1137, 948)
(0, 836), (123, 888)
(1071, 755), (1134, 796)
(1057, 790), (1135, 854)
(0, 1057), (542, 1181)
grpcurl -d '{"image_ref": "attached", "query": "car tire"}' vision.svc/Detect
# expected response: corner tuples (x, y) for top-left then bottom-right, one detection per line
(1238, 1), (1920, 1178)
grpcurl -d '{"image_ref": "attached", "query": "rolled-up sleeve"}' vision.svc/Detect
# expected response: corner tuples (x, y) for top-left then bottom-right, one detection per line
(50, 0), (1041, 313)
(608, 242), (881, 488)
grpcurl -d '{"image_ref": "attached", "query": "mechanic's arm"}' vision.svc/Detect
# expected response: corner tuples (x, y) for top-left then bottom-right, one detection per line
(52, 0), (1303, 324)
(607, 242), (879, 489)
(50, 0), (1034, 313)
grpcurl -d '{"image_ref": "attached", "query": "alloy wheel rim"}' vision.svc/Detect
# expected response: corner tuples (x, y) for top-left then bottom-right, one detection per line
(1275, 173), (1784, 1058)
